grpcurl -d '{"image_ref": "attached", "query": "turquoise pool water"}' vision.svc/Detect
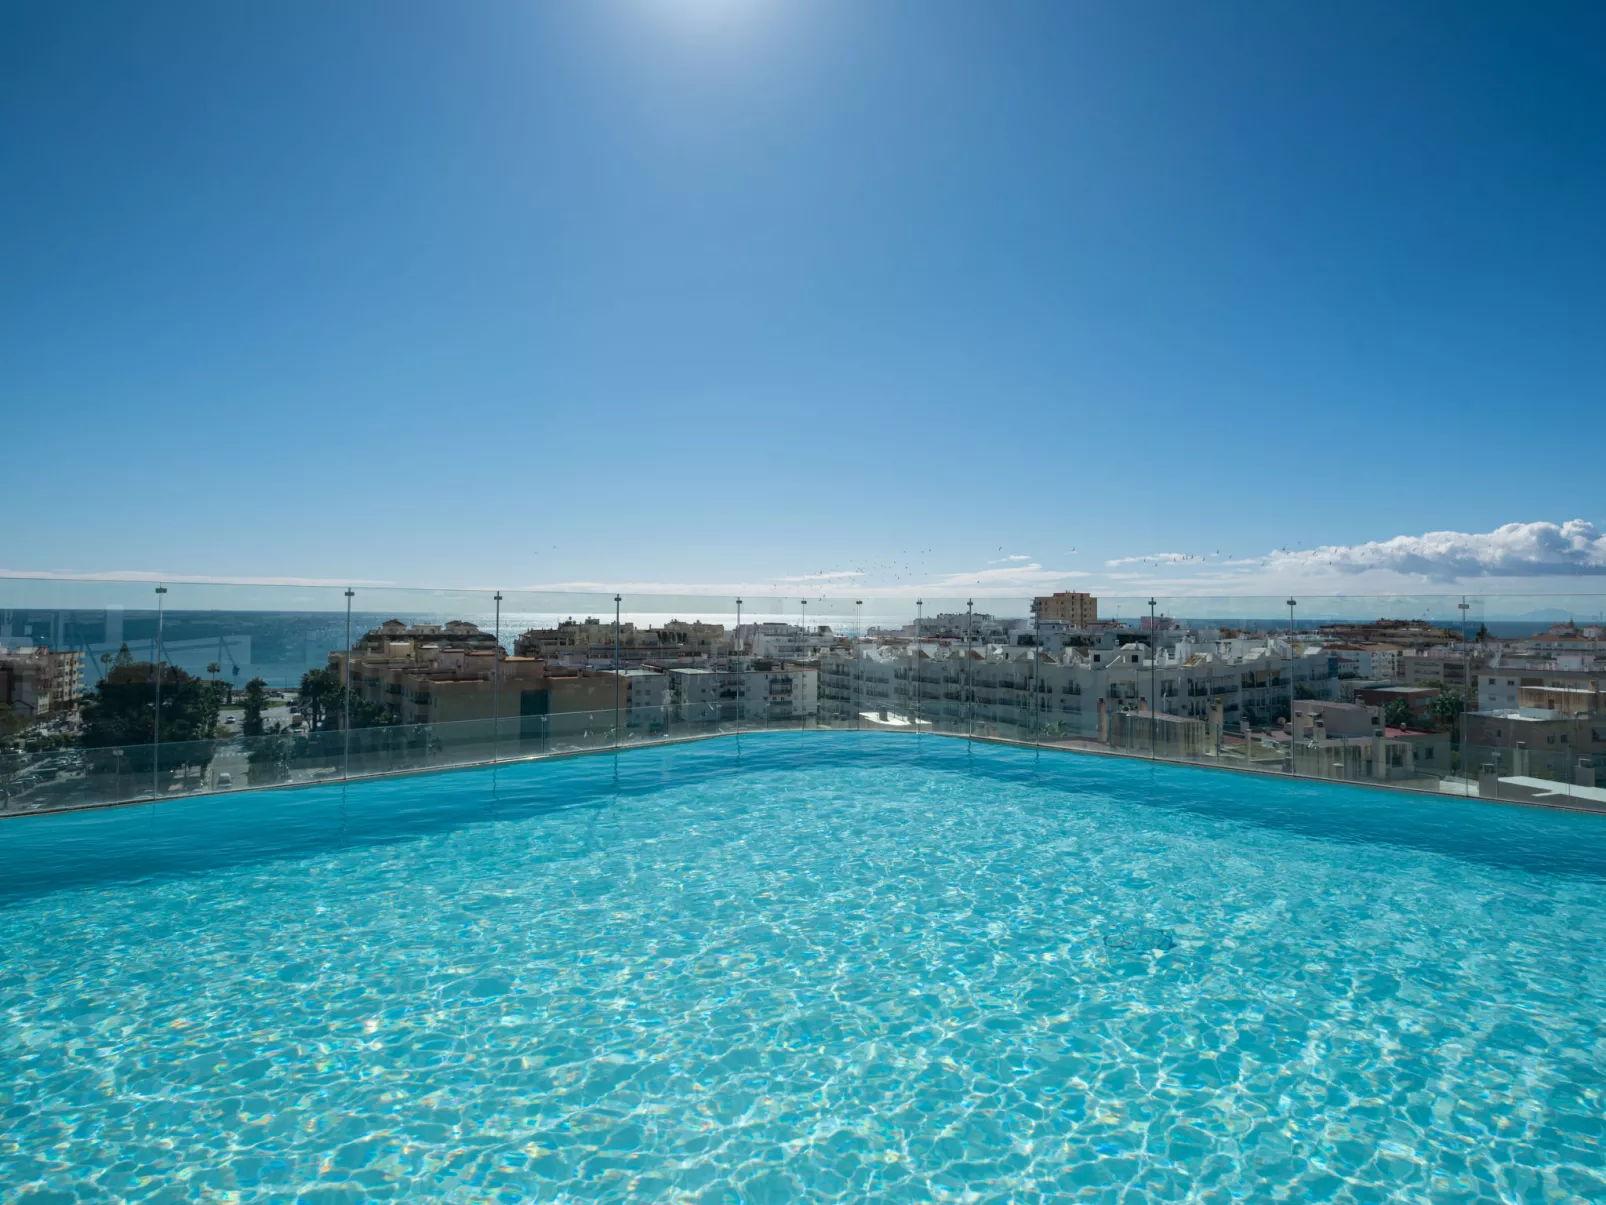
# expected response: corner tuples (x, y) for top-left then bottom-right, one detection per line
(3, 733), (1606, 1203)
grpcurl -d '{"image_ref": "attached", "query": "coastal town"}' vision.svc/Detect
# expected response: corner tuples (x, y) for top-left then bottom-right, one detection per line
(3, 592), (1603, 811)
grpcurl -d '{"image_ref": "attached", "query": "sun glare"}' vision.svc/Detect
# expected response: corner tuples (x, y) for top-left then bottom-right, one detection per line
(644, 0), (772, 33)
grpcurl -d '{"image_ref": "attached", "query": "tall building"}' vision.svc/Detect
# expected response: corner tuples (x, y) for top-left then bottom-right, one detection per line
(1031, 592), (1098, 627)
(0, 646), (83, 720)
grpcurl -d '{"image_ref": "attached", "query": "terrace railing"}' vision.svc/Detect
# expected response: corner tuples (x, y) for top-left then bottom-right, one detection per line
(2, 576), (1604, 816)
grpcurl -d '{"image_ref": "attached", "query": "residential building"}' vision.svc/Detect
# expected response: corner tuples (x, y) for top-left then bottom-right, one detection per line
(667, 661), (818, 724)
(336, 644), (550, 729)
(514, 618), (726, 665)
(353, 619), (501, 658)
(1475, 662), (1606, 714)
(1290, 723), (1451, 783)
(1397, 648), (1477, 691)
(889, 612), (1027, 644)
(0, 646), (83, 719)
(1465, 705), (1605, 787)
(1355, 685), (1439, 725)
(1510, 621), (1606, 658)
(734, 624), (833, 661)
(1290, 699), (1377, 740)
(1032, 592), (1098, 627)
(819, 632), (1337, 739)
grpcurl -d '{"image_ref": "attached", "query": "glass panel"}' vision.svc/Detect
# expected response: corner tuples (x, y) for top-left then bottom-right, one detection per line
(1, 579), (1601, 818)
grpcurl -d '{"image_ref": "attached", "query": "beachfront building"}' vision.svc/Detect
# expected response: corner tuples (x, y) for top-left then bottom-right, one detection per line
(352, 619), (501, 658)
(514, 618), (726, 666)
(818, 633), (1337, 739)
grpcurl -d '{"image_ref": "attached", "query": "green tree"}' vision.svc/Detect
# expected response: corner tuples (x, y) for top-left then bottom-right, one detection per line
(297, 667), (343, 730)
(246, 731), (294, 785)
(80, 661), (222, 781)
(241, 676), (269, 736)
(297, 666), (392, 731)
(0, 704), (31, 804)
(0, 703), (30, 744)
(1384, 698), (1413, 731)
(347, 693), (392, 729)
(1429, 689), (1466, 734)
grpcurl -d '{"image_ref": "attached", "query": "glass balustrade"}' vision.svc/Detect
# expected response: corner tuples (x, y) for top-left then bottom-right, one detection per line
(3, 578), (1603, 815)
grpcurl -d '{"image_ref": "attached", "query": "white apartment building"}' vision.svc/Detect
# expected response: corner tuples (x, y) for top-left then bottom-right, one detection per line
(890, 613), (1031, 644)
(819, 634), (1338, 738)
(1476, 661), (1606, 714)
(735, 624), (833, 661)
(667, 662), (819, 724)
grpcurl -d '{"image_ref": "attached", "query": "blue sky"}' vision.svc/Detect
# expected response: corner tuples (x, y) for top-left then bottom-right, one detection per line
(4, 0), (1604, 599)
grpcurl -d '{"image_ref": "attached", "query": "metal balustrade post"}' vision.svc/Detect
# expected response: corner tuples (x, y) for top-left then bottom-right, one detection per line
(915, 600), (922, 736)
(1148, 598), (1157, 759)
(966, 599), (974, 740)
(1035, 608), (1043, 744)
(493, 591), (503, 765)
(152, 584), (167, 799)
(1459, 597), (1471, 781)
(614, 594), (622, 748)
(1286, 597), (1297, 773)
(855, 600), (863, 730)
(344, 588), (354, 780)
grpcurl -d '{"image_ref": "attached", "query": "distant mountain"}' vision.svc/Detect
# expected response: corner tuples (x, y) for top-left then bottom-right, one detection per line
(1514, 608), (1573, 622)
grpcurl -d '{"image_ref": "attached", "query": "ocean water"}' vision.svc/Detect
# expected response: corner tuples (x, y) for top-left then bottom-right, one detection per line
(3, 733), (1606, 1204)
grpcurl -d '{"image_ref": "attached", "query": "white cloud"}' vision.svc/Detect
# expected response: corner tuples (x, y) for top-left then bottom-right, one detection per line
(8, 520), (1602, 607)
(776, 570), (863, 583)
(1264, 520), (1606, 582)
(928, 563), (1090, 590)
(0, 568), (395, 588)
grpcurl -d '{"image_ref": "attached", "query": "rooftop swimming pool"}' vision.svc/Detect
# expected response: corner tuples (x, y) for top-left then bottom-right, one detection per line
(4, 732), (1606, 1203)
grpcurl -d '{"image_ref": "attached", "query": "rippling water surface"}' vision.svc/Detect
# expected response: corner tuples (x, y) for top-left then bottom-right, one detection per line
(4, 734), (1606, 1203)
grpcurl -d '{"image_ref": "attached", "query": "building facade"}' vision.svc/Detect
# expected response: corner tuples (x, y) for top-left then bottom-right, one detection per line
(0, 646), (83, 719)
(819, 634), (1337, 739)
(1031, 592), (1098, 627)
(667, 661), (819, 725)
